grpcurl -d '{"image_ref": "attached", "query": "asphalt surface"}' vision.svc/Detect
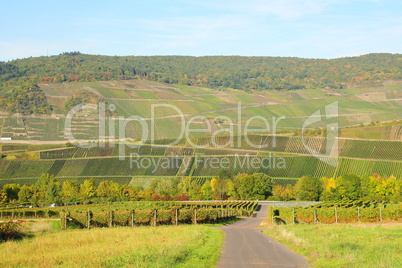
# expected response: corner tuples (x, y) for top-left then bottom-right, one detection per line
(217, 204), (310, 268)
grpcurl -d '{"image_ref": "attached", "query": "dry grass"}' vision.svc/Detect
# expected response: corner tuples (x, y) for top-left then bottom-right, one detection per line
(0, 225), (223, 268)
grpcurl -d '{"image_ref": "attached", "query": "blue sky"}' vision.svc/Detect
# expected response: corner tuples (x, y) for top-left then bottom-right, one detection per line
(1, 0), (402, 61)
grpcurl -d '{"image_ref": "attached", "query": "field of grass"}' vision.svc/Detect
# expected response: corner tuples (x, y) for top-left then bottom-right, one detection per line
(265, 224), (402, 268)
(0, 225), (223, 268)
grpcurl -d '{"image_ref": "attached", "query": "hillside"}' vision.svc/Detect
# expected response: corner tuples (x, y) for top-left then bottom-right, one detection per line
(0, 79), (401, 141)
(2, 53), (402, 93)
(0, 54), (401, 190)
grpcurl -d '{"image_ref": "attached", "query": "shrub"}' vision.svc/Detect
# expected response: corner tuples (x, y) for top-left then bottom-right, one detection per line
(0, 221), (26, 241)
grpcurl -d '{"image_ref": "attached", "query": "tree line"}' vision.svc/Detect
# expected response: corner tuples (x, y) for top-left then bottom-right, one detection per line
(2, 53), (402, 93)
(273, 173), (401, 203)
(0, 172), (400, 206)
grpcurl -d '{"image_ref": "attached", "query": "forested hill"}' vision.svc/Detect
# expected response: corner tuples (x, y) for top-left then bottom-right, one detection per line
(1, 52), (402, 92)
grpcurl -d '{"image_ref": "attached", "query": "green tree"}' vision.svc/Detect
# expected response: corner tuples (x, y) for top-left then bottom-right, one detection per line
(45, 177), (60, 204)
(18, 185), (34, 203)
(2, 184), (21, 202)
(35, 173), (55, 190)
(295, 176), (323, 201)
(226, 180), (238, 199)
(201, 181), (213, 200)
(336, 174), (362, 200)
(96, 180), (122, 201)
(178, 177), (192, 196)
(234, 173), (273, 200)
(79, 178), (96, 202)
(61, 180), (80, 203)
(0, 189), (7, 205)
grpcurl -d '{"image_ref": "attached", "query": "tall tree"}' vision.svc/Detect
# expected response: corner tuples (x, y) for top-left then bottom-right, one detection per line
(295, 176), (323, 201)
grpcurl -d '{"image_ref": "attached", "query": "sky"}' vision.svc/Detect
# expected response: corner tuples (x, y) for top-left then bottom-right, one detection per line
(1, 0), (402, 61)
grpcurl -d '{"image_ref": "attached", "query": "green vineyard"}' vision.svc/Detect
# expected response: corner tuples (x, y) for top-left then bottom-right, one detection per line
(271, 203), (402, 224)
(31, 135), (402, 164)
(0, 201), (259, 228)
(0, 154), (401, 189)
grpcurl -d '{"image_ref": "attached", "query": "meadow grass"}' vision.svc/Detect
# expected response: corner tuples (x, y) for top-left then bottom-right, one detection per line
(264, 224), (402, 268)
(0, 225), (223, 268)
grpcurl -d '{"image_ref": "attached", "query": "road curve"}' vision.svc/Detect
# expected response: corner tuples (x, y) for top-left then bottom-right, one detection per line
(216, 204), (310, 268)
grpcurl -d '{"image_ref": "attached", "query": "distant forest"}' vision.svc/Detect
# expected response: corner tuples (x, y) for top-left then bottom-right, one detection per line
(2, 52), (402, 91)
(1, 52), (402, 114)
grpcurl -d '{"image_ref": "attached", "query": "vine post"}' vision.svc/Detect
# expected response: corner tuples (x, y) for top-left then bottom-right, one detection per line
(335, 207), (338, 223)
(357, 207), (360, 222)
(175, 208), (178, 226)
(292, 208), (295, 224)
(108, 211), (114, 228)
(379, 206), (383, 222)
(87, 210), (91, 229)
(313, 209), (317, 224)
(193, 208), (197, 225)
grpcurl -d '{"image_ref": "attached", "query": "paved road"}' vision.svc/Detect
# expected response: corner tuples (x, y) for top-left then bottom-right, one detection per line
(217, 204), (310, 268)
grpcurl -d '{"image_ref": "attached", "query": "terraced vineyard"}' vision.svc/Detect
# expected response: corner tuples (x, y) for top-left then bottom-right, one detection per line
(0, 80), (401, 189)
(0, 79), (400, 141)
(1, 154), (401, 189)
(341, 125), (402, 140)
(339, 139), (402, 160)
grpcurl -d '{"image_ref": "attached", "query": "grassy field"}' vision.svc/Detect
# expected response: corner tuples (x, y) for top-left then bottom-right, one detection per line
(264, 224), (402, 268)
(0, 224), (223, 268)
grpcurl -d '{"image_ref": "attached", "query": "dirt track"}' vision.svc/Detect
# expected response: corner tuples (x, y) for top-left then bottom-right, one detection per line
(217, 204), (310, 268)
